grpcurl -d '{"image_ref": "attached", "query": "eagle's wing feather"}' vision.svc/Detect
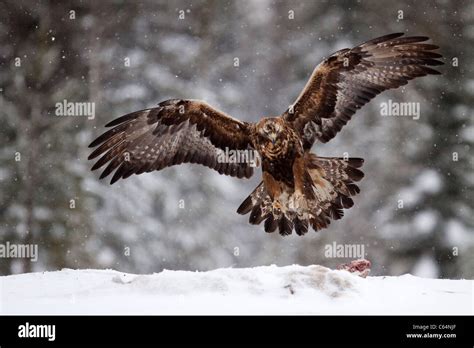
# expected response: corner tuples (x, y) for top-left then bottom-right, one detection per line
(283, 33), (443, 148)
(88, 99), (254, 184)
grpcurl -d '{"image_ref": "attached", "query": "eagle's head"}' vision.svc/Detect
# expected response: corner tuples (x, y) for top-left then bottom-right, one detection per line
(254, 117), (290, 158)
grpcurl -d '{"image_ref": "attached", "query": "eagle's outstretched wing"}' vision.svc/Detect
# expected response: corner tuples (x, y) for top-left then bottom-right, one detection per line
(88, 99), (255, 184)
(283, 33), (443, 148)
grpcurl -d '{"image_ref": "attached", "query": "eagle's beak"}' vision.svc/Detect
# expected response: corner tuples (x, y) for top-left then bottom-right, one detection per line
(269, 133), (277, 145)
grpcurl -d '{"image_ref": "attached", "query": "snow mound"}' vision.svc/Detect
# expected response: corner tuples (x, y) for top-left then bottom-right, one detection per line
(0, 265), (472, 314)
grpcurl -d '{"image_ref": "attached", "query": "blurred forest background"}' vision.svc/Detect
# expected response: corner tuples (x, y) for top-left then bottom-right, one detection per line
(0, 0), (472, 278)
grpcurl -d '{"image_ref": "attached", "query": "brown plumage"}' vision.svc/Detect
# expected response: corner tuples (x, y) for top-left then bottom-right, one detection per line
(89, 33), (442, 236)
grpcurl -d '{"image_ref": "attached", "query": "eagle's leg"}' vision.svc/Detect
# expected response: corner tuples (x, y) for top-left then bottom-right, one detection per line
(279, 156), (314, 235)
(262, 171), (284, 215)
(290, 191), (308, 213)
(271, 200), (283, 216)
(291, 156), (315, 215)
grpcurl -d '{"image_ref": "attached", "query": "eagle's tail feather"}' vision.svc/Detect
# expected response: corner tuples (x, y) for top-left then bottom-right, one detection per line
(305, 155), (364, 232)
(237, 181), (265, 215)
(236, 155), (364, 236)
(294, 216), (309, 236)
(264, 214), (278, 233)
(237, 182), (278, 233)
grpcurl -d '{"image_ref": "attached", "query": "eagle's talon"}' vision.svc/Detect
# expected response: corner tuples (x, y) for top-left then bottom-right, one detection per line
(272, 200), (283, 216)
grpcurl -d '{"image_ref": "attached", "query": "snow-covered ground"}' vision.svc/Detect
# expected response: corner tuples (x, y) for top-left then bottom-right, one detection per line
(0, 265), (472, 315)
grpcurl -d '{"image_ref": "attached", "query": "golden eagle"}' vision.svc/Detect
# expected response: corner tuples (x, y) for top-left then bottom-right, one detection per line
(89, 33), (442, 236)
